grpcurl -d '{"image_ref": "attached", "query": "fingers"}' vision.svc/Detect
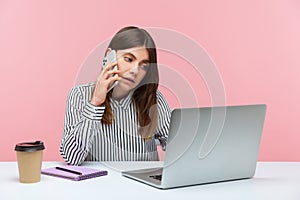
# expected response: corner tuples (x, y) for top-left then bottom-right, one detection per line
(103, 69), (121, 80)
(106, 68), (120, 75)
(96, 68), (121, 88)
(91, 61), (119, 105)
(107, 74), (121, 82)
(101, 61), (118, 74)
(99, 75), (121, 94)
(103, 61), (118, 71)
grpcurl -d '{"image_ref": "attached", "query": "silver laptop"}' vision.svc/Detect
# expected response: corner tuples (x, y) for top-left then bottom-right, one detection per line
(122, 104), (267, 189)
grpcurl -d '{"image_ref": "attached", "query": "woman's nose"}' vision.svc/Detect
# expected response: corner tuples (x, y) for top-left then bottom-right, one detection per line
(129, 63), (139, 75)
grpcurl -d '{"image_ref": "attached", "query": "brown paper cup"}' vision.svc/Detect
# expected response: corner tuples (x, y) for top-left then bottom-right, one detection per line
(15, 141), (45, 183)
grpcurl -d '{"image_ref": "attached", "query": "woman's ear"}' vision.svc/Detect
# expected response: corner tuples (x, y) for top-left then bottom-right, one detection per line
(105, 48), (112, 56)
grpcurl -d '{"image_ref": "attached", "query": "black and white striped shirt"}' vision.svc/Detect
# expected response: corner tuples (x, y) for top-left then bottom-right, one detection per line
(60, 83), (171, 165)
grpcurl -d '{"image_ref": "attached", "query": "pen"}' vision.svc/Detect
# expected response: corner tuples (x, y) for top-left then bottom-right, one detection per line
(55, 167), (82, 175)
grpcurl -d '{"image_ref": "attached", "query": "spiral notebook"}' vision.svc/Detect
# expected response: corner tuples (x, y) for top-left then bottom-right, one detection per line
(41, 165), (108, 181)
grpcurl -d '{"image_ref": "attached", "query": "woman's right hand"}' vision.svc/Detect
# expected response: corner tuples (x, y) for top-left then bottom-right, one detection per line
(90, 61), (121, 106)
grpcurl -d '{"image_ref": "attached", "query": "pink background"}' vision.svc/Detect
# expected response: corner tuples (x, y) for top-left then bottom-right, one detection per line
(1, 0), (299, 161)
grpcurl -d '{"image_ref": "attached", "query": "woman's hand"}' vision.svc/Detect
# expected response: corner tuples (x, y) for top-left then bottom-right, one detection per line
(90, 61), (121, 106)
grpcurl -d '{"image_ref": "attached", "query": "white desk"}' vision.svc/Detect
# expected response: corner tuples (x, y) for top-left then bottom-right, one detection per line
(1, 162), (300, 200)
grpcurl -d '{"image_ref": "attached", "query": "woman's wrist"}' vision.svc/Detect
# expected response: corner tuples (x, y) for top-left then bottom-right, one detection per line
(90, 97), (105, 106)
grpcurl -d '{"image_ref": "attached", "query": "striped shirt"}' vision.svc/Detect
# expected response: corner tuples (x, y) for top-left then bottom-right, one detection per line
(60, 83), (171, 165)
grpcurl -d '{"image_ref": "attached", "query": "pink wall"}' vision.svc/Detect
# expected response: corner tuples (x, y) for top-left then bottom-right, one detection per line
(1, 0), (299, 161)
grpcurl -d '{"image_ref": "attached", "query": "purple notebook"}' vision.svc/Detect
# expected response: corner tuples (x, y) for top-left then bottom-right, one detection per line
(41, 165), (108, 181)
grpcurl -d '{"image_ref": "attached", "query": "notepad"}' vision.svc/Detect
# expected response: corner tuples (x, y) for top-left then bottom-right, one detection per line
(41, 165), (108, 181)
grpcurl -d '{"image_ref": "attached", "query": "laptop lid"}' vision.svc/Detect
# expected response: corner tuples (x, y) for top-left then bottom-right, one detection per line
(123, 104), (267, 189)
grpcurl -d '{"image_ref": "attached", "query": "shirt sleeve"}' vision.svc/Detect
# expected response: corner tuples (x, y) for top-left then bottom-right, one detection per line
(59, 86), (105, 165)
(155, 90), (171, 151)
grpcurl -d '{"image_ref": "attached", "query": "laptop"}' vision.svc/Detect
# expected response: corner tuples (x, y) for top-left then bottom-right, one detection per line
(122, 104), (267, 189)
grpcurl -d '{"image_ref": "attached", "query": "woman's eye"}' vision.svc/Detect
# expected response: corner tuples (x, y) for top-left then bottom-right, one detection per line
(124, 57), (133, 62)
(140, 64), (149, 71)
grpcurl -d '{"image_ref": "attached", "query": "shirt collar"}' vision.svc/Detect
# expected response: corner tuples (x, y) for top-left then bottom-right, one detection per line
(110, 90), (134, 110)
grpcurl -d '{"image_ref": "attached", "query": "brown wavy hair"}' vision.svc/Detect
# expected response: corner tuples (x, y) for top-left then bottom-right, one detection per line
(101, 26), (159, 140)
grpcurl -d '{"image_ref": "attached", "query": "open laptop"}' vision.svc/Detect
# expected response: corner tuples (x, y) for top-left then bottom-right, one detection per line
(122, 104), (267, 189)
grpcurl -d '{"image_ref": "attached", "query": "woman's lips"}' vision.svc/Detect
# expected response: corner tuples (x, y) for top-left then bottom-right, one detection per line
(122, 76), (135, 83)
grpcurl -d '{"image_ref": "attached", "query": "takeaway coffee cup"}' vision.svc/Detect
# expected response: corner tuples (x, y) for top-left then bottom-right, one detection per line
(15, 141), (45, 183)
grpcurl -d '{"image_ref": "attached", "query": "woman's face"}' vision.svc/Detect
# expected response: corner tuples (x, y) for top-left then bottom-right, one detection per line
(115, 46), (150, 93)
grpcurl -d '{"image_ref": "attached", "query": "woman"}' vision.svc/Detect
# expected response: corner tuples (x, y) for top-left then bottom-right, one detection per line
(60, 26), (171, 165)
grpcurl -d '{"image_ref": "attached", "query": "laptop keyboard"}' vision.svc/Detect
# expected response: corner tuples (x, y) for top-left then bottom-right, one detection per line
(149, 174), (162, 181)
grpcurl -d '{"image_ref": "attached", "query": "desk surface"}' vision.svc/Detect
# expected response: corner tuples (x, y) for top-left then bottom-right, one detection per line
(1, 162), (300, 200)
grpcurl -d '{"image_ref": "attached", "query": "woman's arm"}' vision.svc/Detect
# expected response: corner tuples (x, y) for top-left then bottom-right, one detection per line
(155, 90), (171, 150)
(60, 86), (105, 165)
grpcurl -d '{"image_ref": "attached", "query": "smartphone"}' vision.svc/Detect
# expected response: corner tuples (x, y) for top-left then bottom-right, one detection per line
(102, 50), (118, 92)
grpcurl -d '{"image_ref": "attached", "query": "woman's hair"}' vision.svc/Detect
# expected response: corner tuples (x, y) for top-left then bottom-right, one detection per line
(101, 26), (159, 140)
